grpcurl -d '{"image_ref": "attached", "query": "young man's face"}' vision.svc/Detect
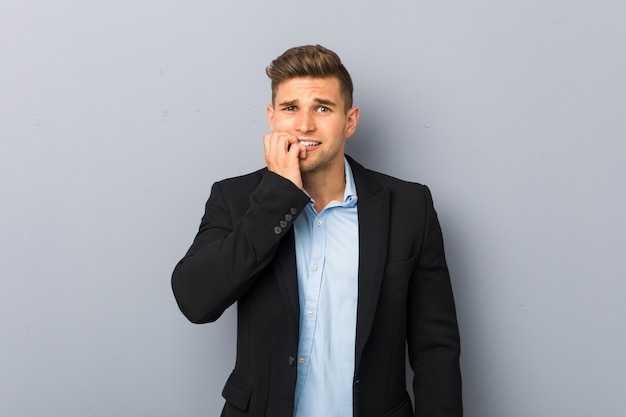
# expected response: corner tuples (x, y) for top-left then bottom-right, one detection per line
(267, 77), (359, 175)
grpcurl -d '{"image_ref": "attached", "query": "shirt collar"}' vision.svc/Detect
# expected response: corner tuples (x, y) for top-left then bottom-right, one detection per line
(302, 158), (359, 210)
(343, 157), (358, 208)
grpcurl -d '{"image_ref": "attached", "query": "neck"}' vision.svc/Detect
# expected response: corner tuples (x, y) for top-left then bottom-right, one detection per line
(302, 161), (346, 212)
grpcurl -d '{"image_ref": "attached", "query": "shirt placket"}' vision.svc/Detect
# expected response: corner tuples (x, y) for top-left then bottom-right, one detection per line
(296, 209), (327, 391)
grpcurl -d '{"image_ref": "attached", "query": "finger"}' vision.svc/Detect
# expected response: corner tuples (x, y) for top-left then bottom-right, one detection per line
(287, 140), (305, 158)
(264, 133), (284, 160)
(267, 132), (297, 155)
(298, 145), (307, 159)
(264, 132), (290, 169)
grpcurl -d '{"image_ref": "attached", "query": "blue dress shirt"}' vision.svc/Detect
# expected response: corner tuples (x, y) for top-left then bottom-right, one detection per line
(293, 159), (359, 417)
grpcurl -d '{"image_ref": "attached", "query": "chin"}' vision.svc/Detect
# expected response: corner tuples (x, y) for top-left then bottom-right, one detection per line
(299, 161), (319, 174)
(301, 152), (344, 174)
(300, 160), (331, 175)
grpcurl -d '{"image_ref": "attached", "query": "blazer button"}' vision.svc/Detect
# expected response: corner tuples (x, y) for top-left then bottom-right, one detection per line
(288, 356), (295, 367)
(279, 220), (288, 228)
(284, 213), (293, 222)
(274, 226), (282, 235)
(289, 207), (298, 215)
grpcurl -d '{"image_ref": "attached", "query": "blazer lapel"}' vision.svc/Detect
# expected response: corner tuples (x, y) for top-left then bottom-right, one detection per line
(273, 229), (300, 341)
(349, 157), (391, 370)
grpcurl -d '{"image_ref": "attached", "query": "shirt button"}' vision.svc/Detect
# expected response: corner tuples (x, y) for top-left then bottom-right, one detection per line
(316, 219), (323, 227)
(313, 264), (320, 272)
(306, 311), (313, 318)
(299, 357), (305, 364)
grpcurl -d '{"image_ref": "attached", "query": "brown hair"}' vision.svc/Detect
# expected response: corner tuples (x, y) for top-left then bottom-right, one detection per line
(266, 45), (354, 111)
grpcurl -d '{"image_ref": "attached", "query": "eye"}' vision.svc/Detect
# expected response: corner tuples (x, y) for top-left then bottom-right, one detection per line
(316, 106), (330, 113)
(284, 106), (297, 112)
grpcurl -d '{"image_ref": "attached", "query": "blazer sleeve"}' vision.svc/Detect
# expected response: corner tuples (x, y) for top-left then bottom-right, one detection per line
(171, 171), (310, 324)
(407, 186), (463, 416)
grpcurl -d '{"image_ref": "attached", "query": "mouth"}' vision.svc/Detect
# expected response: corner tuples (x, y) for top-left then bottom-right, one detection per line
(298, 138), (321, 148)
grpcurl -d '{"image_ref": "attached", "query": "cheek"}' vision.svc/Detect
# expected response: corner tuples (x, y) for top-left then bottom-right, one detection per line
(271, 115), (288, 129)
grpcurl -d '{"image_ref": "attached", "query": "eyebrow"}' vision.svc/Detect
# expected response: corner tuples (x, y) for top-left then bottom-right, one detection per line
(278, 98), (337, 108)
(278, 99), (298, 107)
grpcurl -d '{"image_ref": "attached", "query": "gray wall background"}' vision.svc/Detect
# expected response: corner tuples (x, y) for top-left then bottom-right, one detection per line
(2, 1), (625, 416)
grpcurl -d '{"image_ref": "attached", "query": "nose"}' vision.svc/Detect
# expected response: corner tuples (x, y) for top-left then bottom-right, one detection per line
(296, 110), (315, 133)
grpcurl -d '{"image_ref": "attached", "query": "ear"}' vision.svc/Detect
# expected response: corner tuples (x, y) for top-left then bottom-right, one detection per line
(266, 104), (275, 128)
(344, 106), (360, 138)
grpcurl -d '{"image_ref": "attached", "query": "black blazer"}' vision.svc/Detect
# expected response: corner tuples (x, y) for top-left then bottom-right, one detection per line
(172, 156), (462, 417)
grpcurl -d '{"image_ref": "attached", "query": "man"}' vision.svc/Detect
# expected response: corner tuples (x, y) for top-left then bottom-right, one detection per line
(172, 45), (462, 417)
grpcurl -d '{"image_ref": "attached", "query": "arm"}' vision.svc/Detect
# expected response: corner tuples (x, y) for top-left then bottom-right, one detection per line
(407, 186), (463, 416)
(171, 171), (310, 324)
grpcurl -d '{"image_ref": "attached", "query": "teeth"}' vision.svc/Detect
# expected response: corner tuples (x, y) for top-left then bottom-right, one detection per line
(300, 141), (320, 147)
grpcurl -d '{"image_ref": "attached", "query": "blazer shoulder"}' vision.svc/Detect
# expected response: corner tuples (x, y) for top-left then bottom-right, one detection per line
(348, 156), (429, 197)
(367, 168), (427, 190)
(201, 168), (268, 215)
(214, 167), (267, 188)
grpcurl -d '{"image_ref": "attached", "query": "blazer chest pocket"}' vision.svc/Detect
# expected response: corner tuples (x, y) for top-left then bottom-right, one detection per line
(384, 256), (415, 277)
(222, 371), (251, 411)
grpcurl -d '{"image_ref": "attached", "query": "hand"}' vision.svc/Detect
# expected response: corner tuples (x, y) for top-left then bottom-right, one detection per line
(263, 132), (306, 188)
